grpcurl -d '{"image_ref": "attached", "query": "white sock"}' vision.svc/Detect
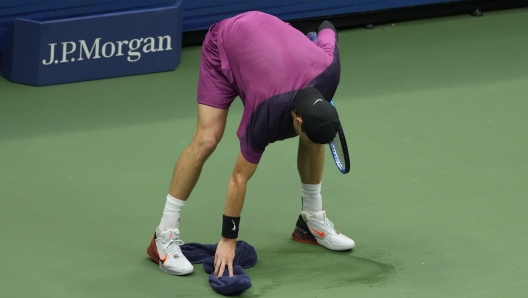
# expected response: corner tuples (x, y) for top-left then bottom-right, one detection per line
(158, 194), (186, 229)
(301, 183), (322, 213)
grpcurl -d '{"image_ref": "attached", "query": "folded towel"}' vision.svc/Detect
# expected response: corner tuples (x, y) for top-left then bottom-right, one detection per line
(181, 241), (257, 296)
(206, 260), (252, 296)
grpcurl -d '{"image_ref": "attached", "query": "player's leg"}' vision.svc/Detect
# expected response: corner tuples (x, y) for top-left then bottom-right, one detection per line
(168, 104), (228, 202)
(297, 133), (325, 185)
(147, 104), (228, 275)
(159, 103), (228, 229)
(148, 17), (236, 275)
(292, 137), (355, 251)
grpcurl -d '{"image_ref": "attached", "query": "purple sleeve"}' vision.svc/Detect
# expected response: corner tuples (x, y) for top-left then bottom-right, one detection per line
(316, 28), (337, 58)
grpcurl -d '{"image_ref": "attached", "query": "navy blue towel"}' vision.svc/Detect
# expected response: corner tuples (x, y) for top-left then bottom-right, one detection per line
(180, 241), (257, 296)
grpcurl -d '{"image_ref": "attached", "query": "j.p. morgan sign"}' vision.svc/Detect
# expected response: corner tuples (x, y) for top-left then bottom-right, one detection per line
(42, 36), (174, 65)
(1, 1), (182, 86)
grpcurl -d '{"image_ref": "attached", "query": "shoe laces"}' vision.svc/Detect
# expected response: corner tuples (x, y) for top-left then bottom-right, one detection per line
(163, 237), (184, 259)
(322, 217), (335, 230)
(319, 217), (340, 234)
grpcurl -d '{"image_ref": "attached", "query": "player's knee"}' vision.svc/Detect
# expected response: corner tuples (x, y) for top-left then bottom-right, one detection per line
(194, 134), (220, 159)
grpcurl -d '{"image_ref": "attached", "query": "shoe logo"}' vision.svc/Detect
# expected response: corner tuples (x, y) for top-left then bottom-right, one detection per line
(310, 227), (325, 237)
(231, 220), (236, 231)
(159, 253), (168, 265)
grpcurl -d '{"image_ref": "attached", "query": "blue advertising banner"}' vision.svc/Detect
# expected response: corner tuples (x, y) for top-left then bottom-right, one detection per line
(0, 0), (177, 53)
(1, 0), (182, 86)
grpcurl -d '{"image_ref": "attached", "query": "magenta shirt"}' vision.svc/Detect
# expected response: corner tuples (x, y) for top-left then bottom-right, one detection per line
(198, 11), (340, 163)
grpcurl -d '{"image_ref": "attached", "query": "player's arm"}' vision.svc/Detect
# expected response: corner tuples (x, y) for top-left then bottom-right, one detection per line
(214, 150), (258, 277)
(316, 20), (338, 55)
(318, 20), (337, 34)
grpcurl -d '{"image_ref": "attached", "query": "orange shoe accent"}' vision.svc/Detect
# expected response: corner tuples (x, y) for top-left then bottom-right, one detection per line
(159, 253), (168, 265)
(310, 227), (325, 237)
(147, 235), (170, 265)
(147, 235), (159, 263)
(292, 236), (319, 245)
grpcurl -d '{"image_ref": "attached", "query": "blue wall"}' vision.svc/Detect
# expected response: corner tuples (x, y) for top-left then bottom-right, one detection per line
(0, 0), (461, 50)
(182, 0), (461, 31)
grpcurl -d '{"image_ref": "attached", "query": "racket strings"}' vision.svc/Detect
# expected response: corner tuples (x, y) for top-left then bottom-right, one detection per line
(332, 134), (346, 162)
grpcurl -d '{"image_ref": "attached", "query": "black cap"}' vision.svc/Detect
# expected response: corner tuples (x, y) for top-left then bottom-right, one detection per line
(293, 87), (341, 144)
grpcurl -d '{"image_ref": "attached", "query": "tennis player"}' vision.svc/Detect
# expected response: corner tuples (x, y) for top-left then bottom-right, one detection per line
(147, 11), (355, 277)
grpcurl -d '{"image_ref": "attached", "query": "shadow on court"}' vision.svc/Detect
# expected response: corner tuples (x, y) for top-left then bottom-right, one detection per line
(243, 247), (395, 297)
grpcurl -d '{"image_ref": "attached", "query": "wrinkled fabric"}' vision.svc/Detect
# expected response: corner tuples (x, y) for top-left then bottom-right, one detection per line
(181, 241), (257, 296)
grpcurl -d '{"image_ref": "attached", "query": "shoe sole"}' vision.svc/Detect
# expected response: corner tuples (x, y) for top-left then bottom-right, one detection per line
(316, 238), (355, 251)
(146, 235), (193, 276)
(291, 229), (319, 245)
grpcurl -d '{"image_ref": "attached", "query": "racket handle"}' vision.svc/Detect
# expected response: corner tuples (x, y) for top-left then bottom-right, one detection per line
(307, 31), (317, 43)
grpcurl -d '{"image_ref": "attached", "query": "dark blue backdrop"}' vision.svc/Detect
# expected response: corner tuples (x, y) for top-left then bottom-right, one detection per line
(0, 0), (462, 50)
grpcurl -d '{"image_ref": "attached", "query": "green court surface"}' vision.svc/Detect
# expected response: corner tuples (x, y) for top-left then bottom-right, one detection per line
(1, 8), (528, 298)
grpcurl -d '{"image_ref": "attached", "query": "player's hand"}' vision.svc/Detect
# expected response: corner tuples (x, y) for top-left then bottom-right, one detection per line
(214, 237), (236, 277)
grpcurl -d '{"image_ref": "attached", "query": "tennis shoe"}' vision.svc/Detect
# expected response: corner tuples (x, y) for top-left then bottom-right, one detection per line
(292, 210), (355, 251)
(146, 227), (193, 275)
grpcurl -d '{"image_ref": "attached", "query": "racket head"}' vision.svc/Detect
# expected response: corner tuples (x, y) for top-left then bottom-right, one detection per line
(328, 126), (350, 174)
(328, 100), (350, 174)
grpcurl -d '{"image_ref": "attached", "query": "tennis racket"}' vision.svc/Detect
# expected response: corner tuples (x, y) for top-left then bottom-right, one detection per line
(329, 101), (350, 174)
(305, 34), (349, 173)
